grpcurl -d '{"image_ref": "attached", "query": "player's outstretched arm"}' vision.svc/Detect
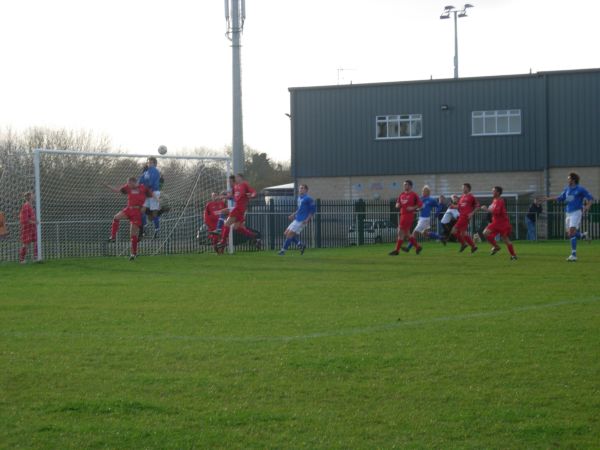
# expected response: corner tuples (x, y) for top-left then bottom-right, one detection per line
(104, 184), (121, 193)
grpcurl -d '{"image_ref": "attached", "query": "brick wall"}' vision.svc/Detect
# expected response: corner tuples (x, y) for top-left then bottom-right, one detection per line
(300, 171), (545, 201)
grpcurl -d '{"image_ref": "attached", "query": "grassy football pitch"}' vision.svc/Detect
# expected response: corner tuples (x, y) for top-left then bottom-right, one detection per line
(1, 241), (599, 449)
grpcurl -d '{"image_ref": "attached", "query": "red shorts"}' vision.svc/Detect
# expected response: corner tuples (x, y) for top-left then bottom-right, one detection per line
(205, 218), (219, 231)
(122, 207), (142, 227)
(21, 226), (36, 244)
(399, 214), (415, 233)
(485, 221), (512, 238)
(228, 206), (246, 223)
(454, 215), (470, 232)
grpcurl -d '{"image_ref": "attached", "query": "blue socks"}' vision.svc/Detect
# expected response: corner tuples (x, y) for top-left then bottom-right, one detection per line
(282, 237), (300, 251)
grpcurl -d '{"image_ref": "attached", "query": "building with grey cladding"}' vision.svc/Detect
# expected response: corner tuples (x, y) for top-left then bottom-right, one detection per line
(288, 68), (600, 201)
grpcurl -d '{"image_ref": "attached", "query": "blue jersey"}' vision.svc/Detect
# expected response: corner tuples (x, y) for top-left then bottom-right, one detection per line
(295, 194), (316, 221)
(419, 196), (440, 218)
(139, 166), (161, 191)
(557, 185), (593, 213)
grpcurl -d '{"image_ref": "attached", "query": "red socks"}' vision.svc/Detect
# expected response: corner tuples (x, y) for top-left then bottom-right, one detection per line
(464, 235), (476, 248)
(131, 235), (139, 255)
(111, 220), (120, 239)
(237, 226), (256, 238)
(395, 239), (404, 251)
(408, 237), (420, 249)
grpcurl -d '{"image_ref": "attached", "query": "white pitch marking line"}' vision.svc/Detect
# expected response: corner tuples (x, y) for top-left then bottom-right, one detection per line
(2, 297), (598, 343)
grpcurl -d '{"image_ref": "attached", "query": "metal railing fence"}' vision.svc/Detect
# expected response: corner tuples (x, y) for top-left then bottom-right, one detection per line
(1, 198), (598, 261)
(244, 198), (600, 251)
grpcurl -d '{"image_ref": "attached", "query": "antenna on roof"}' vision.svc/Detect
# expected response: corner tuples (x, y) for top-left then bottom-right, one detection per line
(337, 68), (356, 85)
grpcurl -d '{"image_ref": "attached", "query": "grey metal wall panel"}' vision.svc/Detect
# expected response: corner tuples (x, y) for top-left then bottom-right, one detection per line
(547, 72), (600, 167)
(290, 70), (600, 179)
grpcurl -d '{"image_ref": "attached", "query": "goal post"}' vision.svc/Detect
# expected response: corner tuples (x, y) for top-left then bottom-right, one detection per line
(30, 149), (231, 261)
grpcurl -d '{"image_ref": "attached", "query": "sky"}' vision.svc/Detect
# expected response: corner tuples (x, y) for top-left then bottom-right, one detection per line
(1, 0), (599, 162)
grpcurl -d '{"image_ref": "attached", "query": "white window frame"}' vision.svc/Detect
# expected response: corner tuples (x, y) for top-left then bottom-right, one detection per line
(376, 114), (422, 140)
(472, 109), (522, 136)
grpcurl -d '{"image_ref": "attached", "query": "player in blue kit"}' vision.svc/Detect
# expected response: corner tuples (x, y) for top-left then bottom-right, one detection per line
(403, 185), (444, 253)
(542, 172), (593, 261)
(278, 184), (316, 256)
(139, 157), (162, 238)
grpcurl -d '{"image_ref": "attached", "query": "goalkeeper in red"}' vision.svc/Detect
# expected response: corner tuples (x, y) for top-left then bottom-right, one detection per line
(19, 192), (37, 263)
(481, 186), (518, 260)
(216, 173), (261, 250)
(106, 177), (155, 260)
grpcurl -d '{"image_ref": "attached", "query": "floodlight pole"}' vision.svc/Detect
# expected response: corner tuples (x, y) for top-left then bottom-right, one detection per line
(440, 4), (474, 79)
(225, 0), (246, 174)
(453, 12), (459, 79)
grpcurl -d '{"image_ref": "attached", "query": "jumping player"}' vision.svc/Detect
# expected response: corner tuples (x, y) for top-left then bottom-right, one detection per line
(216, 173), (261, 250)
(389, 180), (423, 256)
(451, 183), (480, 253)
(106, 177), (156, 260)
(403, 185), (443, 252)
(278, 184), (316, 256)
(440, 194), (460, 243)
(541, 172), (593, 261)
(19, 192), (37, 264)
(481, 186), (518, 260)
(139, 157), (162, 238)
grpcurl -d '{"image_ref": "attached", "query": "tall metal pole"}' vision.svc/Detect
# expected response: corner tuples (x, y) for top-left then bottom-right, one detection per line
(226, 0), (245, 174)
(453, 11), (459, 79)
(440, 5), (473, 79)
(33, 149), (43, 261)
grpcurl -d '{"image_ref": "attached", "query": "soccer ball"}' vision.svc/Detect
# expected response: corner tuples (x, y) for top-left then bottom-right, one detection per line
(158, 145), (168, 155)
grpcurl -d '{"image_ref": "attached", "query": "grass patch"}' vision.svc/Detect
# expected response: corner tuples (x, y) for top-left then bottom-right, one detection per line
(1, 241), (599, 448)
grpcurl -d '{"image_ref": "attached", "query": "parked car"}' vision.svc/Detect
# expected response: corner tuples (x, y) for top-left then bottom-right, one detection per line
(348, 220), (396, 245)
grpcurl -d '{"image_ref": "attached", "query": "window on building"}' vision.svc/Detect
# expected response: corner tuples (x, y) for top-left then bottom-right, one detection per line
(472, 110), (521, 136)
(376, 114), (422, 139)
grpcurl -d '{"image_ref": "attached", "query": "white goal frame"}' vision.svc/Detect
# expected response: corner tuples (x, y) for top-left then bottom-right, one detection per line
(32, 149), (231, 261)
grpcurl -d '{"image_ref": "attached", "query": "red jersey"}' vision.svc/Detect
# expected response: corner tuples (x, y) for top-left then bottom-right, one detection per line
(204, 200), (226, 229)
(20, 202), (36, 243)
(397, 191), (422, 216)
(488, 198), (510, 225)
(233, 181), (256, 211)
(20, 202), (35, 228)
(458, 193), (479, 217)
(120, 184), (152, 207)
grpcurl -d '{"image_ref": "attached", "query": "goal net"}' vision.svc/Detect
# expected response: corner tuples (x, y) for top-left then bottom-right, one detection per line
(0, 149), (230, 262)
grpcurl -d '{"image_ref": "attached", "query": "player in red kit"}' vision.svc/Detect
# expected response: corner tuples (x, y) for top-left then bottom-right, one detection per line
(481, 186), (518, 260)
(19, 192), (37, 264)
(204, 192), (227, 248)
(389, 180), (423, 256)
(106, 177), (155, 260)
(216, 173), (261, 250)
(451, 183), (480, 253)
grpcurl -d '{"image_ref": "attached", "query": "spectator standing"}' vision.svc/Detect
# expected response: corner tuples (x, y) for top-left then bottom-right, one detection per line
(526, 198), (543, 240)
